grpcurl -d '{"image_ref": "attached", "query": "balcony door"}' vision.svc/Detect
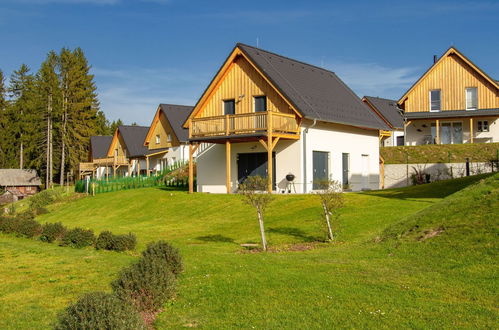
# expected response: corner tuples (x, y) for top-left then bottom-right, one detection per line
(433, 122), (463, 144)
(313, 151), (329, 190)
(237, 152), (276, 190)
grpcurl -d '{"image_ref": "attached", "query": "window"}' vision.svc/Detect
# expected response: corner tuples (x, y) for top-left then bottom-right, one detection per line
(155, 134), (160, 144)
(478, 120), (489, 132)
(432, 121), (463, 144)
(167, 134), (172, 142)
(223, 99), (235, 115)
(466, 87), (478, 110)
(254, 96), (267, 112)
(429, 90), (441, 111)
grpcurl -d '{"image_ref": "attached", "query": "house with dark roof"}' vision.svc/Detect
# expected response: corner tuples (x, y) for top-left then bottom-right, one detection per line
(143, 104), (195, 172)
(79, 136), (114, 179)
(183, 43), (388, 193)
(362, 96), (405, 147)
(398, 47), (499, 145)
(106, 125), (169, 177)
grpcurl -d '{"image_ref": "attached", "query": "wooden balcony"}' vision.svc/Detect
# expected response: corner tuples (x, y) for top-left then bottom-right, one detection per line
(190, 111), (300, 140)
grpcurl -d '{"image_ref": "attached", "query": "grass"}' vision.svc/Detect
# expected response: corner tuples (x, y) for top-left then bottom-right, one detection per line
(1, 173), (497, 328)
(381, 142), (499, 164)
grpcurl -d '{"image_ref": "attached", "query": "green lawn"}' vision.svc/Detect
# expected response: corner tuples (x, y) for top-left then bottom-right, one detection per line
(1, 174), (497, 328)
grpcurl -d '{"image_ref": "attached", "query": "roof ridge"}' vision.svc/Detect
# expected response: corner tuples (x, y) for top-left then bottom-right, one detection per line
(364, 95), (397, 102)
(237, 43), (336, 76)
(159, 103), (194, 108)
(119, 125), (149, 128)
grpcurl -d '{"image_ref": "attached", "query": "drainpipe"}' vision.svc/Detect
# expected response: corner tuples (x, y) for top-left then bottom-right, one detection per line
(302, 119), (317, 193)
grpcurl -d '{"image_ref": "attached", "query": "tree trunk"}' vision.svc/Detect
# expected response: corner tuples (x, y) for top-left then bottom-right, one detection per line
(60, 114), (66, 186)
(322, 202), (334, 241)
(19, 141), (23, 169)
(49, 116), (53, 187)
(257, 207), (268, 251)
(46, 94), (52, 189)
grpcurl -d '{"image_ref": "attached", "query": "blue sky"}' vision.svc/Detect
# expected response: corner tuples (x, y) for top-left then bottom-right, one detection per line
(1, 0), (498, 125)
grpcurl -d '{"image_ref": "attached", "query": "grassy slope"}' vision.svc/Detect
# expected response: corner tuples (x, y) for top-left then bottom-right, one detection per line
(1, 174), (497, 328)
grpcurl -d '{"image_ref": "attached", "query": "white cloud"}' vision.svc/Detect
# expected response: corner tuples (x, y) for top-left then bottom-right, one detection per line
(92, 66), (207, 125)
(324, 60), (421, 100)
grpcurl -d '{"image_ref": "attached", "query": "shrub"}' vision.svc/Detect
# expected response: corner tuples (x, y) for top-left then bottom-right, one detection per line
(28, 189), (61, 211)
(0, 216), (18, 233)
(62, 227), (95, 248)
(16, 218), (42, 238)
(96, 231), (137, 252)
(40, 222), (67, 243)
(54, 292), (145, 330)
(141, 240), (183, 276)
(112, 256), (177, 313)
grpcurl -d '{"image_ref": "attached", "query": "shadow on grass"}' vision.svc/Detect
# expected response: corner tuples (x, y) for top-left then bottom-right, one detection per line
(364, 173), (494, 200)
(196, 234), (235, 243)
(158, 186), (189, 192)
(268, 227), (319, 242)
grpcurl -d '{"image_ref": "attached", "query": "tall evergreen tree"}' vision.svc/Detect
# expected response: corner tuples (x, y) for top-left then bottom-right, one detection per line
(0, 70), (7, 167)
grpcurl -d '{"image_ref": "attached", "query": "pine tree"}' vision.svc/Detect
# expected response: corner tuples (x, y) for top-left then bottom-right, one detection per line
(108, 119), (123, 135)
(7, 64), (36, 169)
(0, 70), (7, 167)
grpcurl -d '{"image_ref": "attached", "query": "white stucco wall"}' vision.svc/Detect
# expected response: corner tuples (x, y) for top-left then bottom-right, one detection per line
(382, 130), (404, 147)
(405, 117), (498, 146)
(196, 121), (380, 193)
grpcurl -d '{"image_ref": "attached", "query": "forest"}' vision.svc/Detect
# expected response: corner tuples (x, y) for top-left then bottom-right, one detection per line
(0, 48), (122, 188)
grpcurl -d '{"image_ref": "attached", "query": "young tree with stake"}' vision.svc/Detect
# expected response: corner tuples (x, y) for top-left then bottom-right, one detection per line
(314, 179), (344, 241)
(239, 175), (274, 251)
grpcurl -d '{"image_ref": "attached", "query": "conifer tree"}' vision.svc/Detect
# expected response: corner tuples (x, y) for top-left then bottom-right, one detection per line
(0, 70), (7, 167)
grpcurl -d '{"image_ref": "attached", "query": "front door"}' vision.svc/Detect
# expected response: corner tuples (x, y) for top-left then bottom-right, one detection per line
(342, 153), (349, 187)
(313, 151), (329, 189)
(237, 152), (276, 189)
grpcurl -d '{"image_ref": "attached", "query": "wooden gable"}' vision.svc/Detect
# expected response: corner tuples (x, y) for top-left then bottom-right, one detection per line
(184, 47), (300, 127)
(144, 107), (178, 150)
(107, 129), (128, 158)
(399, 47), (499, 112)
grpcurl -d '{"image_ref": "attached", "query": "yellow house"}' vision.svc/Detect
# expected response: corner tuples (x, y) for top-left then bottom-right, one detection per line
(399, 47), (499, 145)
(184, 43), (388, 194)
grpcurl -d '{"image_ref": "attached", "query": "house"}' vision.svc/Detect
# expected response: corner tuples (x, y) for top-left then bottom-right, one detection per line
(106, 125), (169, 177)
(183, 43), (389, 193)
(399, 47), (499, 145)
(0, 169), (42, 201)
(362, 96), (405, 146)
(143, 104), (195, 169)
(78, 136), (113, 179)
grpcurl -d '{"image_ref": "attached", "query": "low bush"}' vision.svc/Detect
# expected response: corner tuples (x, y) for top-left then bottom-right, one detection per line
(40, 222), (67, 243)
(96, 231), (137, 252)
(62, 227), (95, 248)
(112, 257), (177, 313)
(141, 240), (183, 276)
(0, 216), (18, 233)
(28, 189), (61, 211)
(16, 218), (42, 238)
(54, 292), (146, 330)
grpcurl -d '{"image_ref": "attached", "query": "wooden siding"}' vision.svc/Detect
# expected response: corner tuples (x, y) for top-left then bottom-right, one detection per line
(402, 54), (499, 112)
(148, 111), (177, 150)
(115, 134), (127, 158)
(196, 56), (293, 118)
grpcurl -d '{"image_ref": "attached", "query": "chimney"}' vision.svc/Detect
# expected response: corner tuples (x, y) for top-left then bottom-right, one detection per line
(433, 55), (438, 64)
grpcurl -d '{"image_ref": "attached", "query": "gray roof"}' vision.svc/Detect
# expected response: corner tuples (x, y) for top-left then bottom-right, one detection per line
(159, 104), (193, 143)
(90, 136), (112, 159)
(118, 125), (152, 158)
(237, 43), (389, 130)
(404, 108), (499, 120)
(0, 169), (42, 187)
(364, 96), (404, 129)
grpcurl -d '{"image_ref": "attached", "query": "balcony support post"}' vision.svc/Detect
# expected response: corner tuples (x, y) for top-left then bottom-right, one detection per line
(469, 118), (474, 143)
(189, 143), (200, 194)
(226, 140), (231, 194)
(436, 119), (440, 144)
(146, 156), (150, 177)
(267, 111), (273, 193)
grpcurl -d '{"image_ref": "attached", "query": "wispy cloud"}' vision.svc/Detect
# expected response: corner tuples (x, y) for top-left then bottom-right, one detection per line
(324, 60), (421, 100)
(92, 66), (207, 125)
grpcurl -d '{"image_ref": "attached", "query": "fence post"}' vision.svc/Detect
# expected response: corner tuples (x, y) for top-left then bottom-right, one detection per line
(465, 158), (470, 177)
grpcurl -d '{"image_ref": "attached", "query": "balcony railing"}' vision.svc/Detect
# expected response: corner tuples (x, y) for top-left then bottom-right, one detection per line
(190, 112), (300, 138)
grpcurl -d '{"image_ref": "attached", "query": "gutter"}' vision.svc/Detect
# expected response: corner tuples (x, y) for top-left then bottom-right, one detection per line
(302, 119), (317, 193)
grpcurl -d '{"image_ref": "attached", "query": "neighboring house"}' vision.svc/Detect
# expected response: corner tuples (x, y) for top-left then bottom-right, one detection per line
(183, 43), (388, 193)
(362, 96), (405, 147)
(0, 169), (42, 201)
(143, 104), (195, 170)
(399, 47), (499, 145)
(78, 136), (113, 179)
(106, 125), (169, 177)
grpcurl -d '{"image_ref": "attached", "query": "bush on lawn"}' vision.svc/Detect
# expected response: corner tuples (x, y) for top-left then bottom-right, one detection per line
(141, 240), (183, 276)
(16, 218), (42, 238)
(28, 189), (61, 211)
(40, 222), (67, 243)
(112, 255), (177, 313)
(54, 292), (145, 330)
(0, 216), (18, 233)
(96, 231), (137, 252)
(62, 227), (95, 248)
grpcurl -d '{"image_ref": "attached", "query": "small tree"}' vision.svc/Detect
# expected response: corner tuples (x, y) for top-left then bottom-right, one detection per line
(314, 179), (344, 241)
(239, 175), (274, 251)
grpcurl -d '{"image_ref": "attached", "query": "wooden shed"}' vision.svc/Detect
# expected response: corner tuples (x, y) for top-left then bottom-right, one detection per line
(0, 169), (42, 200)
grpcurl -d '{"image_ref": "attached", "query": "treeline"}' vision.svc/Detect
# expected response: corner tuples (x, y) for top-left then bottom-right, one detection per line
(0, 48), (121, 187)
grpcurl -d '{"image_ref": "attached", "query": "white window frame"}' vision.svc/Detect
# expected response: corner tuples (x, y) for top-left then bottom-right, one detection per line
(155, 134), (160, 144)
(429, 89), (441, 112)
(167, 133), (172, 142)
(465, 87), (478, 110)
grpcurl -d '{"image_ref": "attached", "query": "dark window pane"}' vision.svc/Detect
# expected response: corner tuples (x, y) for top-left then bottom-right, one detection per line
(430, 90), (441, 111)
(254, 96), (267, 112)
(224, 99), (235, 115)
